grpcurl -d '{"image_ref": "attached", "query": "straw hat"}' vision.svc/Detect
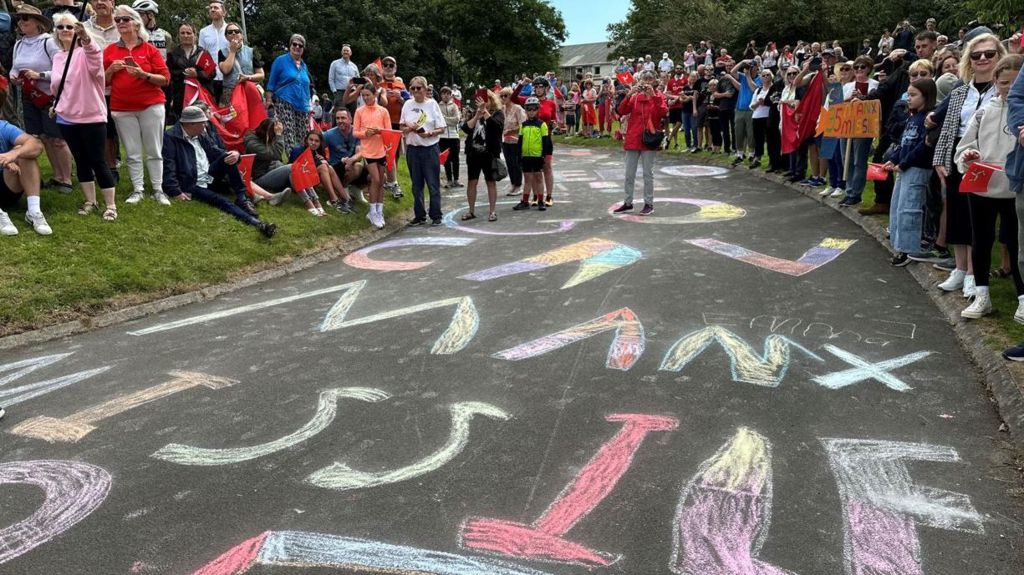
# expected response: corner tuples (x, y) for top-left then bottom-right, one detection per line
(14, 5), (52, 33)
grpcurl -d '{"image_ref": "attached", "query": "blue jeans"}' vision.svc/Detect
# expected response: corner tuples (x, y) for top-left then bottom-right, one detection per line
(682, 111), (697, 148)
(889, 167), (930, 254)
(208, 155), (249, 204)
(406, 144), (442, 221)
(825, 140), (845, 190)
(845, 137), (872, 200)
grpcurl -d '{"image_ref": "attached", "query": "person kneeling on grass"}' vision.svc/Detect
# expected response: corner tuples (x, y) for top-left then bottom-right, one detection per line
(162, 105), (277, 238)
(0, 111), (48, 236)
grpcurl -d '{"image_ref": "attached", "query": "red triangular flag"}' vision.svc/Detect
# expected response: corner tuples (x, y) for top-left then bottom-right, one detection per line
(290, 147), (321, 189)
(238, 154), (256, 197)
(373, 57), (383, 72)
(439, 148), (450, 165)
(616, 71), (634, 85)
(866, 163), (888, 181)
(381, 129), (403, 171)
(959, 162), (1002, 194)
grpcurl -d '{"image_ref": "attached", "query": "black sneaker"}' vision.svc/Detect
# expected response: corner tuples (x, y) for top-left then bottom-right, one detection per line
(731, 156), (744, 167)
(237, 199), (259, 216)
(407, 218), (426, 227)
(640, 204), (654, 216)
(612, 203), (634, 213)
(335, 201), (353, 214)
(890, 253), (910, 267)
(932, 259), (956, 271)
(512, 201), (531, 211)
(430, 218), (443, 226)
(258, 222), (277, 238)
(538, 203), (547, 211)
(1003, 342), (1024, 361)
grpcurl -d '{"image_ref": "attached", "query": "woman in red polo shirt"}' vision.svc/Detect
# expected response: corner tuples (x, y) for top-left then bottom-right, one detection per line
(104, 5), (169, 205)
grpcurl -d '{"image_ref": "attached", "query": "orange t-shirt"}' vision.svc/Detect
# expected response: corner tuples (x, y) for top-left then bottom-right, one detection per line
(382, 78), (407, 124)
(353, 103), (392, 159)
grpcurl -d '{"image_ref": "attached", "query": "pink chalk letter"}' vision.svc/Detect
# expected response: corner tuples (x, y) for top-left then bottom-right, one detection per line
(461, 413), (678, 567)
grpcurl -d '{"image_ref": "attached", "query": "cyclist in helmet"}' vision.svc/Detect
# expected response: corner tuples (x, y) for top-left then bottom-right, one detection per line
(512, 76), (557, 206)
(132, 0), (172, 60)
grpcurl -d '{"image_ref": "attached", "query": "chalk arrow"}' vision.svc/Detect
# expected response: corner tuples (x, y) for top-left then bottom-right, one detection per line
(151, 387), (391, 466)
(10, 371), (239, 443)
(460, 238), (642, 289)
(493, 308), (645, 371)
(306, 401), (510, 491)
(672, 428), (796, 575)
(0, 353), (111, 408)
(686, 238), (856, 276)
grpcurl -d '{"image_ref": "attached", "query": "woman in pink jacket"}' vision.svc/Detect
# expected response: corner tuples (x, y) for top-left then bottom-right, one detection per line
(51, 13), (117, 220)
(613, 70), (668, 216)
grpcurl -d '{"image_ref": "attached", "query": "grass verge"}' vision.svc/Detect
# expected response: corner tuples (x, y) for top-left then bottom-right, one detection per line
(1, 156), (413, 336)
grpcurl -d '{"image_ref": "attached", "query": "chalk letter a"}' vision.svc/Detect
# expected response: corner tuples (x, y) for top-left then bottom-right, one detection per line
(492, 308), (645, 371)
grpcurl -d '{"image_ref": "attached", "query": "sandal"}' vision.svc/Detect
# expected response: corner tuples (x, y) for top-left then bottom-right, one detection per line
(460, 212), (477, 221)
(992, 268), (1011, 278)
(488, 212), (497, 222)
(102, 207), (118, 221)
(78, 201), (98, 216)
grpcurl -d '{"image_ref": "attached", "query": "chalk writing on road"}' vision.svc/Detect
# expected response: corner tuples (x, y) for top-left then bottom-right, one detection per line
(672, 427), (794, 575)
(0, 353), (110, 408)
(702, 313), (918, 347)
(460, 238), (642, 289)
(192, 531), (556, 575)
(686, 238), (857, 276)
(813, 346), (931, 392)
(609, 198), (746, 224)
(10, 371), (239, 443)
(151, 387), (391, 466)
(443, 201), (577, 236)
(306, 402), (510, 491)
(461, 413), (679, 567)
(660, 326), (824, 387)
(320, 280), (478, 355)
(660, 165), (730, 177)
(822, 439), (984, 575)
(492, 308), (645, 371)
(0, 460), (111, 565)
(344, 237), (477, 272)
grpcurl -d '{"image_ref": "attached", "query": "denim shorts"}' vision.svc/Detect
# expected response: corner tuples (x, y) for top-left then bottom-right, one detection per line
(22, 98), (61, 138)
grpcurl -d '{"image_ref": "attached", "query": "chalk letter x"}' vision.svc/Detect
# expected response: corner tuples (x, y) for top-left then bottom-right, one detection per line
(812, 345), (931, 391)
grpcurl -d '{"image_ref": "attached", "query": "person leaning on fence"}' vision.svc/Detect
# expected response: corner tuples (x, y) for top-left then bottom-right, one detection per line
(162, 106), (277, 238)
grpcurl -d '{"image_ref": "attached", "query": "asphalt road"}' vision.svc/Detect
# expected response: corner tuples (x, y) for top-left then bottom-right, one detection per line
(0, 146), (1021, 575)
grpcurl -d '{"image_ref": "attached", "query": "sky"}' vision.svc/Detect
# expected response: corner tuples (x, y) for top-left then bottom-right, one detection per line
(551, 0), (631, 45)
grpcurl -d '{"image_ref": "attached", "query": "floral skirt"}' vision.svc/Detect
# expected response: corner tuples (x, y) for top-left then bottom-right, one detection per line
(274, 97), (308, 152)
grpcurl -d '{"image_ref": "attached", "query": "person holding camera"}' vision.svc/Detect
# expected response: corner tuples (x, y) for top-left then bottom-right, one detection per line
(613, 71), (667, 216)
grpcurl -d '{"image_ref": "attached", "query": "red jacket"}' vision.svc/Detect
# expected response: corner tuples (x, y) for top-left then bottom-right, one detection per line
(617, 91), (668, 151)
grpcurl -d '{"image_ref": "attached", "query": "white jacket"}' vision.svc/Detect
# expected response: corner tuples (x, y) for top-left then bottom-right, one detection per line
(955, 96), (1014, 198)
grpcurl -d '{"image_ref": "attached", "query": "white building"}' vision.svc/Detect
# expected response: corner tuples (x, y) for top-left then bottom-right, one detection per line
(559, 42), (620, 83)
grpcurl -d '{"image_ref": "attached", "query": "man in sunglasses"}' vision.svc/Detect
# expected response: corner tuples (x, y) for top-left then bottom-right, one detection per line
(132, 0), (170, 61)
(380, 55), (409, 200)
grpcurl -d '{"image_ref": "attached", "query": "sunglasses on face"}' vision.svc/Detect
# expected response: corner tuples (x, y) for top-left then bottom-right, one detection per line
(226, 29), (241, 35)
(383, 62), (396, 68)
(54, 24), (75, 30)
(853, 65), (868, 70)
(114, 16), (132, 23)
(410, 86), (424, 91)
(525, 106), (539, 111)
(909, 72), (930, 78)
(291, 42), (304, 48)
(969, 50), (998, 61)
(499, 94), (509, 98)
(787, 72), (798, 77)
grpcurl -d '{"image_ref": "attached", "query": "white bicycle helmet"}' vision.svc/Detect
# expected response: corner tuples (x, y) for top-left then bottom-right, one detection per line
(132, 0), (159, 13)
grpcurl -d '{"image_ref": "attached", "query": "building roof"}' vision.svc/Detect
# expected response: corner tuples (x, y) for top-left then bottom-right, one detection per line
(560, 42), (618, 68)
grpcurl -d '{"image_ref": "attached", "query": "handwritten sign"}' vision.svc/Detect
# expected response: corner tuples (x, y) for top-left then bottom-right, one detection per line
(821, 101), (880, 139)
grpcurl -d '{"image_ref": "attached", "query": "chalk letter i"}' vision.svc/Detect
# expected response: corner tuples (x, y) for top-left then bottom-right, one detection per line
(460, 413), (678, 567)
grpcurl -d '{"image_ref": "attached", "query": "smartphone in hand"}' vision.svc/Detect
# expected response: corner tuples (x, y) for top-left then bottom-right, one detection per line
(123, 56), (138, 67)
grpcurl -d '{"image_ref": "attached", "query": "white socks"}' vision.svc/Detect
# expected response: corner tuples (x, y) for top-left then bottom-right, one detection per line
(27, 196), (41, 215)
(372, 203), (384, 217)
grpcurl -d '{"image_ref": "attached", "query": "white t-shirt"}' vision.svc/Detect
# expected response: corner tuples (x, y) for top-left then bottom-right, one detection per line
(199, 21), (228, 80)
(751, 86), (771, 119)
(400, 97), (446, 147)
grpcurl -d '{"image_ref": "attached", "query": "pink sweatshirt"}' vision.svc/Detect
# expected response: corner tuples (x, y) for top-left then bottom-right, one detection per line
(51, 40), (107, 125)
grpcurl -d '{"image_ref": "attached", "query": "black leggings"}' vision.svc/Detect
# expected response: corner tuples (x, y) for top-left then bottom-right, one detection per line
(59, 122), (115, 189)
(440, 137), (460, 182)
(502, 142), (522, 187)
(752, 117), (768, 160)
(969, 193), (1023, 292)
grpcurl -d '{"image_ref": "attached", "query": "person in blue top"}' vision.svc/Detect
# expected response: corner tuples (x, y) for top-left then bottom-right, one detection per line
(265, 33), (311, 153)
(322, 108), (366, 202)
(723, 59), (762, 167)
(0, 93), (47, 237)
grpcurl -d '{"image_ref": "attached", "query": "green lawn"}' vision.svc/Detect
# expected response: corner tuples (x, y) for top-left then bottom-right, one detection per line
(554, 134), (1024, 350)
(1, 156), (413, 336)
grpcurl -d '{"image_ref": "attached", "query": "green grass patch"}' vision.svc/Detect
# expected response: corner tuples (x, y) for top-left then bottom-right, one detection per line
(1, 156), (413, 336)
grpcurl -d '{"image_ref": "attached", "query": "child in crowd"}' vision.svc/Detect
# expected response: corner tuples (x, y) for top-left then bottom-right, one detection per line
(885, 79), (937, 266)
(513, 97), (550, 212)
(955, 55), (1023, 319)
(288, 131), (329, 217)
(581, 79), (599, 138)
(564, 83), (580, 136)
(353, 83), (392, 229)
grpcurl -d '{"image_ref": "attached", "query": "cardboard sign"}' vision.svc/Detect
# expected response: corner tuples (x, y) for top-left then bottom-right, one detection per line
(959, 162), (1002, 194)
(821, 100), (881, 138)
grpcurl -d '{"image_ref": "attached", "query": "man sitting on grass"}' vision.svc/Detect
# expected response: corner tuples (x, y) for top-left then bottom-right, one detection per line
(0, 88), (48, 236)
(162, 106), (277, 238)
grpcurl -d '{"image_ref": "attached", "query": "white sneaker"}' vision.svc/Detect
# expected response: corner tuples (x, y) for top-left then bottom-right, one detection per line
(819, 186), (833, 197)
(353, 188), (367, 204)
(376, 215), (386, 229)
(0, 210), (17, 235)
(1014, 298), (1024, 325)
(125, 190), (144, 204)
(937, 269), (966, 292)
(25, 211), (52, 235)
(962, 274), (976, 299)
(153, 191), (171, 206)
(961, 288), (992, 318)
(829, 188), (844, 198)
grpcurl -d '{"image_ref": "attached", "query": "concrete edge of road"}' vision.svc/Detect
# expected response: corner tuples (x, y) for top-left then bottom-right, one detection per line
(700, 157), (1024, 450)
(0, 209), (414, 353)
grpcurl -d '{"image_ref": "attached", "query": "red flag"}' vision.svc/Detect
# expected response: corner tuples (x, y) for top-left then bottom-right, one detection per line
(373, 57), (383, 72)
(616, 71), (634, 85)
(867, 163), (888, 181)
(439, 148), (450, 165)
(959, 162), (1002, 194)
(381, 129), (402, 171)
(238, 154), (256, 197)
(781, 71), (825, 154)
(291, 147), (321, 189)
(184, 79), (267, 152)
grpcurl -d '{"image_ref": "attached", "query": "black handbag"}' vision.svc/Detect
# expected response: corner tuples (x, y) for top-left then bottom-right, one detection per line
(492, 157), (507, 181)
(642, 111), (664, 150)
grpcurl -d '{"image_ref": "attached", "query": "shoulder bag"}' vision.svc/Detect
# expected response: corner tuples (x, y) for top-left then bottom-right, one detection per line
(642, 99), (664, 150)
(47, 37), (75, 118)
